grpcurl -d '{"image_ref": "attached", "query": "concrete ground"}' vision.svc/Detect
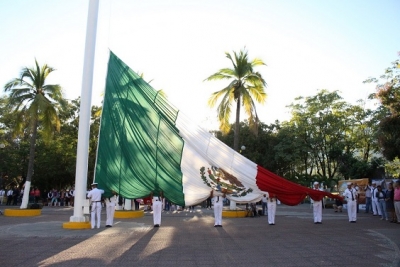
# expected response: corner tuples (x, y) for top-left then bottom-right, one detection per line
(0, 203), (399, 267)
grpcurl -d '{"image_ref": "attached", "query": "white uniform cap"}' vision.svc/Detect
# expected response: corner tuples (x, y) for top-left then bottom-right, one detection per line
(347, 182), (352, 186)
(91, 182), (98, 186)
(313, 182), (319, 185)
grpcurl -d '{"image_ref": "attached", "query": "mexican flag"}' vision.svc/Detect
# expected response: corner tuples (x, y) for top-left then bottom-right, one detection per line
(94, 51), (339, 206)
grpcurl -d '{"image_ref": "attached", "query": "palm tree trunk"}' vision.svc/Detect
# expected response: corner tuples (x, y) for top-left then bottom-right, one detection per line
(231, 99), (242, 211)
(234, 98), (241, 152)
(20, 119), (38, 209)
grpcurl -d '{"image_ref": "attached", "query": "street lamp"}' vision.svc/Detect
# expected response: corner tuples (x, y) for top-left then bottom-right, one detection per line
(240, 145), (246, 154)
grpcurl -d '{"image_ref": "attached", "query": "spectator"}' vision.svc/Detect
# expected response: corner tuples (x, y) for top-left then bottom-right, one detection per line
(385, 182), (395, 223)
(333, 198), (343, 212)
(206, 197), (212, 209)
(29, 187), (35, 203)
(376, 185), (388, 221)
(6, 187), (13, 205)
(65, 190), (70, 206)
(261, 194), (268, 216)
(59, 189), (65, 207)
(394, 181), (400, 224)
(50, 188), (58, 207)
(364, 182), (373, 214)
(69, 186), (75, 207)
(33, 187), (41, 204)
(12, 186), (20, 205)
(47, 190), (53, 206)
(0, 188), (5, 205)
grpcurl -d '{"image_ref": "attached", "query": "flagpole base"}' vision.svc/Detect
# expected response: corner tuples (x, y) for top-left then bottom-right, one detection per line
(222, 210), (247, 218)
(3, 209), (41, 217)
(114, 210), (144, 218)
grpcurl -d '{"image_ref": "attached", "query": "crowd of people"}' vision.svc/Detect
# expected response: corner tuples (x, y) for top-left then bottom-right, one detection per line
(2, 180), (399, 230)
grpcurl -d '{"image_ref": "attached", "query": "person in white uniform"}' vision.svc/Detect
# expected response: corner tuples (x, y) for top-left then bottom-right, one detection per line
(312, 182), (323, 224)
(0, 188), (5, 205)
(343, 182), (357, 223)
(371, 182), (381, 216)
(105, 190), (118, 227)
(265, 192), (277, 225)
(87, 183), (104, 229)
(210, 189), (226, 227)
(151, 190), (163, 227)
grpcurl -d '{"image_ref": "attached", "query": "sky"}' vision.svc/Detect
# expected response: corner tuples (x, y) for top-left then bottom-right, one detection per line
(1, 0), (399, 131)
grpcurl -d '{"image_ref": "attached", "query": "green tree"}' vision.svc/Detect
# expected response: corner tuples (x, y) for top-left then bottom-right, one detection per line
(205, 48), (267, 151)
(3, 59), (65, 208)
(365, 54), (400, 160)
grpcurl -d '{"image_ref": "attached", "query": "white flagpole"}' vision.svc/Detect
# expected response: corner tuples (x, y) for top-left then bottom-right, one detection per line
(70, 0), (99, 223)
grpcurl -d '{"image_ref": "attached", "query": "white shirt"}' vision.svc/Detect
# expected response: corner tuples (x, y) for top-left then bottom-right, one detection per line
(371, 187), (377, 200)
(343, 188), (357, 201)
(87, 188), (104, 202)
(105, 195), (117, 206)
(7, 189), (13, 196)
(0, 189), (5, 197)
(261, 196), (267, 203)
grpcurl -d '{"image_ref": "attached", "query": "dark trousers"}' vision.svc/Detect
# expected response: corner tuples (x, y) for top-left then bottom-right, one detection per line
(206, 198), (212, 208)
(6, 196), (12, 205)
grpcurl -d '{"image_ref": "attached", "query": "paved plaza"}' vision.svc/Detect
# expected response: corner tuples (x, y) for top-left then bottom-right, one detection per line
(0, 203), (399, 267)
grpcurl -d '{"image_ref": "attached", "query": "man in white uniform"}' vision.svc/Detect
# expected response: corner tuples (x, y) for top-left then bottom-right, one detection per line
(151, 190), (163, 227)
(266, 192), (277, 225)
(0, 188), (5, 205)
(312, 182), (323, 224)
(87, 183), (104, 229)
(343, 182), (357, 223)
(105, 191), (117, 227)
(371, 182), (381, 216)
(211, 189), (225, 227)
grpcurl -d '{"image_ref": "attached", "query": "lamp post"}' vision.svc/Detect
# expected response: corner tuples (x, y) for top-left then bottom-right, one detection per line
(0, 144), (4, 189)
(240, 145), (246, 154)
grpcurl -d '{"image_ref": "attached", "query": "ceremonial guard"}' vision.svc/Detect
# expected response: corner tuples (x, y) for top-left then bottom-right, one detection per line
(151, 190), (163, 227)
(87, 183), (104, 229)
(210, 188), (226, 227)
(105, 190), (118, 227)
(343, 182), (357, 223)
(312, 182), (323, 224)
(266, 192), (277, 225)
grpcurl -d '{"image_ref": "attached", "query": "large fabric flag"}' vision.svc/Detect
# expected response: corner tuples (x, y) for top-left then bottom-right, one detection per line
(94, 51), (340, 206)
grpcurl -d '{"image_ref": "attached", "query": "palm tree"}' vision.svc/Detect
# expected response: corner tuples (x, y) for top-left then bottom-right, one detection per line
(205, 48), (267, 151)
(4, 59), (65, 209)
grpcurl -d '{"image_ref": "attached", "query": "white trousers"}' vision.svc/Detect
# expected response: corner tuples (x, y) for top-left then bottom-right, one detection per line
(347, 200), (357, 221)
(214, 203), (223, 225)
(267, 201), (276, 224)
(106, 204), (115, 226)
(91, 202), (102, 229)
(372, 199), (381, 215)
(313, 201), (322, 223)
(152, 200), (162, 225)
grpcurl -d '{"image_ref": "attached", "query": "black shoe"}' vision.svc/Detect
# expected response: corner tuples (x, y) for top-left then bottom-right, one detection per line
(105, 225), (111, 228)
(218, 225), (222, 227)
(154, 224), (159, 227)
(214, 225), (218, 227)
